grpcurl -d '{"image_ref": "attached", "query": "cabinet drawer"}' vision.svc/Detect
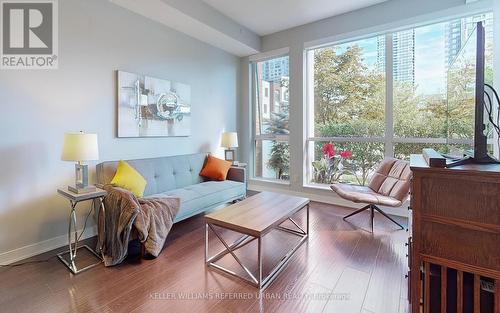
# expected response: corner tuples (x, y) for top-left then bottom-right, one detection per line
(420, 220), (500, 272)
(420, 176), (500, 225)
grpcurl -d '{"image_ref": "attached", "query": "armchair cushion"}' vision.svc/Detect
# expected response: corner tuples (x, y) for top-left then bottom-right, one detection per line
(368, 158), (411, 202)
(330, 184), (402, 207)
(330, 157), (411, 208)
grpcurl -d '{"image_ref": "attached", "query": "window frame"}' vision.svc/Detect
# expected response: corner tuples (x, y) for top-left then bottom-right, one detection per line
(250, 49), (291, 183)
(303, 15), (489, 187)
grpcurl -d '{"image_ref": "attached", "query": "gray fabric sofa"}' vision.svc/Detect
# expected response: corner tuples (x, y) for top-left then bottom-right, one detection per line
(96, 153), (246, 222)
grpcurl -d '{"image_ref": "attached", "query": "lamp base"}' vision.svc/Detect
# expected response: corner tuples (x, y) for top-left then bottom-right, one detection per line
(224, 149), (235, 161)
(68, 185), (97, 194)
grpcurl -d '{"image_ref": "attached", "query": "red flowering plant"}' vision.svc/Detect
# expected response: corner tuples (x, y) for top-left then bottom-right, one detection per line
(312, 143), (352, 184)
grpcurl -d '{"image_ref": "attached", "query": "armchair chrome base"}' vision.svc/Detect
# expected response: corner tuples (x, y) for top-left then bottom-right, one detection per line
(343, 204), (404, 232)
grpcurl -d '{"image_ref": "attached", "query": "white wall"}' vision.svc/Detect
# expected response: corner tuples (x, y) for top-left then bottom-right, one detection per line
(238, 0), (493, 211)
(0, 0), (239, 263)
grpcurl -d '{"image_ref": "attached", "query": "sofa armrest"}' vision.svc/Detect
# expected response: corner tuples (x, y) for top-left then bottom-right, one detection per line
(227, 167), (246, 183)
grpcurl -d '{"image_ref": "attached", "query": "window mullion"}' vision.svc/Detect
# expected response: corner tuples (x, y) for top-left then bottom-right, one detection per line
(385, 33), (395, 158)
(251, 62), (258, 178)
(252, 62), (260, 140)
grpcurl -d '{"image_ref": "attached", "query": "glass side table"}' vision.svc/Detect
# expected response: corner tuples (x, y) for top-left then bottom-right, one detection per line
(57, 187), (107, 274)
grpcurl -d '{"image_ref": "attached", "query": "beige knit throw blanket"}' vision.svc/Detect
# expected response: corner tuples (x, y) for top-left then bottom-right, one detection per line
(100, 185), (180, 266)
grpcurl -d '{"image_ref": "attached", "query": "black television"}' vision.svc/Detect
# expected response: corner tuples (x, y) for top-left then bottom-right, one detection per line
(445, 21), (500, 167)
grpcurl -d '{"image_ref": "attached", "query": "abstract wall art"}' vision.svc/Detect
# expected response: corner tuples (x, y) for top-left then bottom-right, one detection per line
(117, 71), (191, 137)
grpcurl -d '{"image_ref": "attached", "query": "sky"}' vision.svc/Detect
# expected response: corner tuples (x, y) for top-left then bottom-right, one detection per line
(414, 23), (447, 95)
(336, 22), (448, 96)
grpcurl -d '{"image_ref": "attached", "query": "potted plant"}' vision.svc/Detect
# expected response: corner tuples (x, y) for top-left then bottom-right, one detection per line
(312, 143), (352, 184)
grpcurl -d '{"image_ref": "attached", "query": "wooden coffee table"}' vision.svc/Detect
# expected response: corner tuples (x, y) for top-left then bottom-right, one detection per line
(204, 191), (309, 289)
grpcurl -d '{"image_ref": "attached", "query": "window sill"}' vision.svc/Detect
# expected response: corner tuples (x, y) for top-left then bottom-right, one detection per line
(303, 183), (332, 191)
(249, 177), (291, 186)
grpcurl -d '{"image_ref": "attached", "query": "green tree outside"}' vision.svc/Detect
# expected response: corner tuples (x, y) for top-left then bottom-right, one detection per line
(265, 78), (290, 180)
(312, 43), (478, 185)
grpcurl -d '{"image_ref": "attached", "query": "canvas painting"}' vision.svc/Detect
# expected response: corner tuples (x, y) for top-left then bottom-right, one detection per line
(117, 71), (191, 137)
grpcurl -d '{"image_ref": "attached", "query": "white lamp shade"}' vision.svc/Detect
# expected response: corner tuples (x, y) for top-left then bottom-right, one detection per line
(61, 132), (99, 161)
(221, 132), (238, 148)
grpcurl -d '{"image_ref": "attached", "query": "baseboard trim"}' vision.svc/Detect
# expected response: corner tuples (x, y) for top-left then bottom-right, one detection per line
(247, 183), (409, 218)
(0, 225), (97, 265)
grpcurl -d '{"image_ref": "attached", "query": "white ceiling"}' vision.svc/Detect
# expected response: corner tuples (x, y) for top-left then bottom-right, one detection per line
(111, 0), (260, 56)
(202, 0), (388, 36)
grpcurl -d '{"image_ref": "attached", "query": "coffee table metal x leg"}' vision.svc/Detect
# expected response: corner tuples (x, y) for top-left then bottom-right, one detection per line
(205, 203), (309, 289)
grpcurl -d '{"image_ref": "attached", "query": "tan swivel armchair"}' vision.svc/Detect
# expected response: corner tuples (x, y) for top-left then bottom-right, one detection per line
(331, 157), (411, 232)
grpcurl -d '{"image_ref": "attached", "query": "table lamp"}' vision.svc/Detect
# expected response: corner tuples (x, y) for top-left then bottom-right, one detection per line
(221, 132), (238, 163)
(61, 131), (99, 194)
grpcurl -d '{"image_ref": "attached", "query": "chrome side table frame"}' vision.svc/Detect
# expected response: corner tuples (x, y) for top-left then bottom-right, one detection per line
(205, 203), (309, 289)
(56, 191), (106, 275)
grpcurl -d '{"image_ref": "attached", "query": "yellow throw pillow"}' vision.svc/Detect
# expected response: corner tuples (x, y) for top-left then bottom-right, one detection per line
(110, 160), (147, 198)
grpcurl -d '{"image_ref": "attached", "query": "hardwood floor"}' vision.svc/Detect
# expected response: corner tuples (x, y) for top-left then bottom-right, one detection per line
(0, 201), (409, 313)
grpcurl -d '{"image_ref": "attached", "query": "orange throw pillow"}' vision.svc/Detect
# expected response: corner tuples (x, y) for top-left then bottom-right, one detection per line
(199, 155), (232, 181)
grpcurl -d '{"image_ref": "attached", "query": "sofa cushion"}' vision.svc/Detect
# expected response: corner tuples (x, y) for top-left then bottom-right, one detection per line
(97, 153), (206, 196)
(145, 180), (245, 218)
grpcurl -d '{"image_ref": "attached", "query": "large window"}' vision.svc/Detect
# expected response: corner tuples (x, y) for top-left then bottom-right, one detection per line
(307, 35), (386, 186)
(306, 13), (493, 186)
(252, 55), (290, 181)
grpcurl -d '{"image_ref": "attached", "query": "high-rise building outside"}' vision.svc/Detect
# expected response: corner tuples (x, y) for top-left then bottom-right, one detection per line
(445, 13), (493, 68)
(392, 30), (415, 84)
(262, 56), (289, 82)
(445, 19), (463, 68)
(377, 30), (415, 85)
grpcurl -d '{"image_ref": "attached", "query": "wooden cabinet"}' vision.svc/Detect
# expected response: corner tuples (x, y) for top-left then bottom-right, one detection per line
(409, 155), (500, 313)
